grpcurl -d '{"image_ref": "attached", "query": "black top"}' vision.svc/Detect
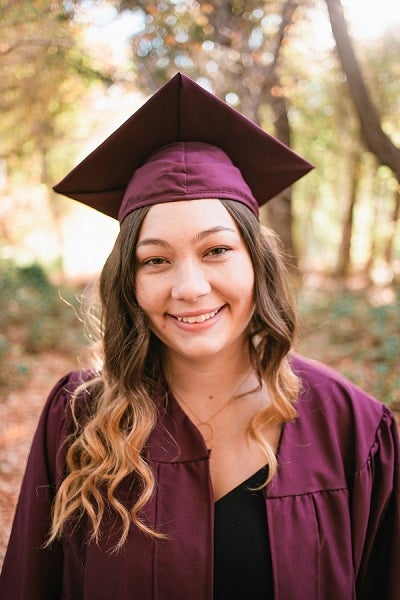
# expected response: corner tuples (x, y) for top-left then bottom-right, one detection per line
(213, 466), (274, 599)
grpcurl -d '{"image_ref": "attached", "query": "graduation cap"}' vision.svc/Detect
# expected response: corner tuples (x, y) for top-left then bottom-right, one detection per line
(53, 73), (313, 222)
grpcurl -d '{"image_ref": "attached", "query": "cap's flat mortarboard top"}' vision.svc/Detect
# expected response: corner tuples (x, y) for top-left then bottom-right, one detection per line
(53, 72), (313, 221)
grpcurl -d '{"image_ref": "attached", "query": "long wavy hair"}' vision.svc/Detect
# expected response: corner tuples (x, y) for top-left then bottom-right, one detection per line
(48, 199), (299, 550)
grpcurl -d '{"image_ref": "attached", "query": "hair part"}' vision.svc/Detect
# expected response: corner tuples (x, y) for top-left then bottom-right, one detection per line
(48, 199), (299, 551)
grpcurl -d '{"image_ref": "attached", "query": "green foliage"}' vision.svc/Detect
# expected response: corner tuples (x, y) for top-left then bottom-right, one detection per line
(0, 0), (121, 269)
(0, 0), (113, 183)
(297, 286), (400, 405)
(0, 259), (85, 393)
(127, 0), (298, 103)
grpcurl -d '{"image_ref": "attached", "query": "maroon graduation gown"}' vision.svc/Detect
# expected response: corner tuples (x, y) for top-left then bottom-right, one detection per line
(1, 354), (399, 599)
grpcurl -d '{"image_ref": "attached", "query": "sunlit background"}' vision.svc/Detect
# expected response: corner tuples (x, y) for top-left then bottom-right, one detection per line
(2, 0), (399, 279)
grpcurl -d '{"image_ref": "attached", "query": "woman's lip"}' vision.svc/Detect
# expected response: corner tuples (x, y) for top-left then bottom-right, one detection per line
(167, 305), (226, 328)
(169, 305), (225, 319)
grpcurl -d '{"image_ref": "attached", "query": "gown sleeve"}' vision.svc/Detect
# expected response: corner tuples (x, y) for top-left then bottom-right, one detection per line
(353, 405), (400, 599)
(0, 373), (72, 600)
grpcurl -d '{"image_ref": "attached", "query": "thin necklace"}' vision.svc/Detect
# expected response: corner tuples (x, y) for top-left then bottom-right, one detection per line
(172, 369), (257, 447)
(175, 392), (236, 446)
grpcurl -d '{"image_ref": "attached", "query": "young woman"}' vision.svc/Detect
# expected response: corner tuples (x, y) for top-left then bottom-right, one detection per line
(1, 74), (399, 600)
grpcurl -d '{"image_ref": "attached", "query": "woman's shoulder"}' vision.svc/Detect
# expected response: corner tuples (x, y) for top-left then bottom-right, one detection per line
(278, 353), (399, 487)
(290, 352), (385, 414)
(288, 353), (395, 458)
(19, 369), (99, 491)
(45, 368), (97, 404)
(42, 369), (98, 431)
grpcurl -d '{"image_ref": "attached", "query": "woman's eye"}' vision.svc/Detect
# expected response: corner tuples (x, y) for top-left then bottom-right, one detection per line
(142, 257), (168, 266)
(206, 246), (231, 257)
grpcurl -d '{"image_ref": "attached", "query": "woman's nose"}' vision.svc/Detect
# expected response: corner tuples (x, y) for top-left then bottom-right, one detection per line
(171, 261), (211, 301)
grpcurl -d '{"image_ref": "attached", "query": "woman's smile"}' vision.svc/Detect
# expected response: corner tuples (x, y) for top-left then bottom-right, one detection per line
(171, 305), (224, 323)
(167, 305), (227, 333)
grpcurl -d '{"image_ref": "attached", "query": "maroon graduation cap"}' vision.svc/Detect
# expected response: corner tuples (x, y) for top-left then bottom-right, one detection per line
(53, 73), (313, 222)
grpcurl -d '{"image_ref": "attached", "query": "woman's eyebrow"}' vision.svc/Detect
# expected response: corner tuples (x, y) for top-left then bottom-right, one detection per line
(137, 226), (237, 249)
(194, 226), (237, 242)
(136, 238), (170, 248)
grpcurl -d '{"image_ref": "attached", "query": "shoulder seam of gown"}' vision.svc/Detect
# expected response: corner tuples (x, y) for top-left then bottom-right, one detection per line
(354, 404), (394, 474)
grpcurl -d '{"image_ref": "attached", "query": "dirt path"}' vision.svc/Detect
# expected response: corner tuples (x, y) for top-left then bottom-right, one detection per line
(0, 353), (77, 569)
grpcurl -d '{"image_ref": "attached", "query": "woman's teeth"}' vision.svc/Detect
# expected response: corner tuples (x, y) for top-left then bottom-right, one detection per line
(176, 309), (219, 324)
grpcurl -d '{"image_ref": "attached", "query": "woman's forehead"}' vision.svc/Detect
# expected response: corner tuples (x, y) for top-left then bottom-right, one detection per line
(138, 199), (239, 238)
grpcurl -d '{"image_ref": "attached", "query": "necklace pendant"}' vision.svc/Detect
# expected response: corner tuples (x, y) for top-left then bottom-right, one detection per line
(197, 421), (214, 445)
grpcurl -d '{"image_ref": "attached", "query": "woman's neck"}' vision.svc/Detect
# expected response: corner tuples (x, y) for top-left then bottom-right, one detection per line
(163, 344), (258, 410)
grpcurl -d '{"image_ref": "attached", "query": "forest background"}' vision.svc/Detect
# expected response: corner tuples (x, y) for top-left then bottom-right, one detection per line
(0, 0), (399, 565)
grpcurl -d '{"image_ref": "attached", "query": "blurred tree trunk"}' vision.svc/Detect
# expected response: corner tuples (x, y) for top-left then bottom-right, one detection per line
(210, 0), (302, 268)
(262, 76), (297, 269)
(384, 187), (400, 265)
(41, 151), (65, 277)
(364, 174), (382, 279)
(325, 0), (400, 181)
(261, 1), (300, 269)
(336, 152), (362, 276)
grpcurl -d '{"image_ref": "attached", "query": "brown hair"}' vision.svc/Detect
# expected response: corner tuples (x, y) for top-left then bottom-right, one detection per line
(48, 200), (299, 550)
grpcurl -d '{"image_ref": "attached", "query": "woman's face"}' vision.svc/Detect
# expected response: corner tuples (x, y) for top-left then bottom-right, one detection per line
(135, 199), (255, 364)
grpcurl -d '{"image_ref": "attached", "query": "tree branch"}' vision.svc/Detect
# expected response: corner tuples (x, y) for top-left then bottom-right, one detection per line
(325, 0), (400, 180)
